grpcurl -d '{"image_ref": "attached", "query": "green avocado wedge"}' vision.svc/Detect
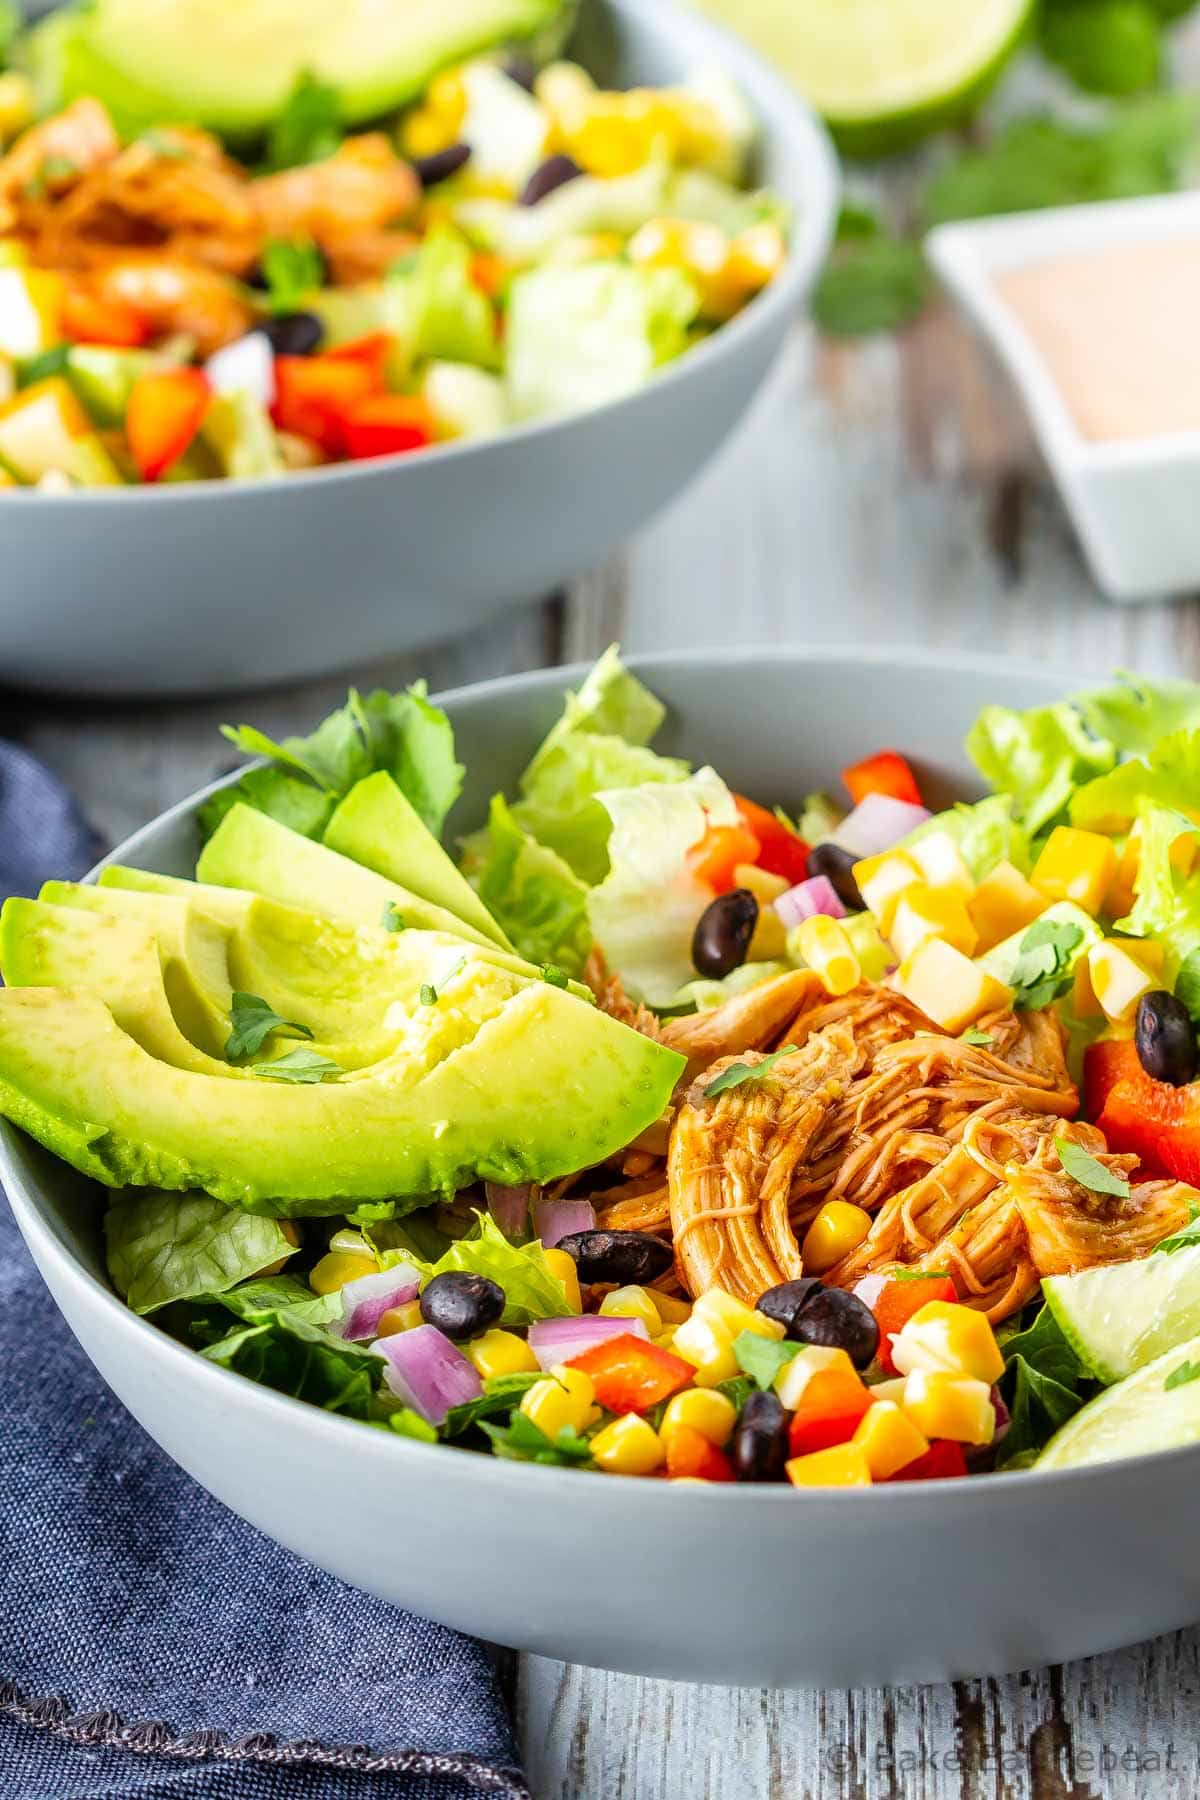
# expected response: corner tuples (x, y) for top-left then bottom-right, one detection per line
(324, 771), (511, 950)
(0, 983), (685, 1212)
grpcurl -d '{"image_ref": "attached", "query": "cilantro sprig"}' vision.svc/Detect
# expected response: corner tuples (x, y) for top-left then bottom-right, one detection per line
(1055, 1135), (1132, 1199)
(251, 1047), (341, 1084)
(1010, 918), (1084, 1011)
(482, 1412), (593, 1466)
(705, 1044), (798, 1099)
(732, 1330), (796, 1392)
(225, 992), (314, 1062)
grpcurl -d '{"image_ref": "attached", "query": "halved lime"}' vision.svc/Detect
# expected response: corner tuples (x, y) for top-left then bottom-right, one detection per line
(1043, 1245), (1200, 1386)
(694, 0), (1034, 157)
(1038, 1332), (1200, 1471)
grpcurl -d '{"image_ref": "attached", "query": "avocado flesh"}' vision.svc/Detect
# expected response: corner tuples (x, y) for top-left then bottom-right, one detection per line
(0, 983), (684, 1212)
(324, 771), (511, 950)
(199, 804), (501, 948)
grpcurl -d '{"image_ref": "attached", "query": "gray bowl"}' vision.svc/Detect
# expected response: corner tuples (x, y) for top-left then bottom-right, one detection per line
(0, 1), (837, 698)
(7, 647), (1193, 1688)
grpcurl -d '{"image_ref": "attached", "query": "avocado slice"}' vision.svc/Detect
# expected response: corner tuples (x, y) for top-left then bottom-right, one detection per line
(0, 982), (684, 1211)
(24, 0), (569, 136)
(324, 771), (510, 950)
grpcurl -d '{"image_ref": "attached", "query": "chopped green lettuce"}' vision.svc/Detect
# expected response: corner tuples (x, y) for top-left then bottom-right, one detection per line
(797, 792), (842, 843)
(1071, 729), (1200, 832)
(460, 794), (592, 976)
(668, 959), (791, 1014)
(1118, 805), (1200, 973)
(200, 1307), (380, 1417)
(505, 261), (700, 422)
(903, 794), (1033, 879)
(454, 161), (672, 261)
(406, 1212), (574, 1327)
(588, 767), (741, 1005)
(105, 1190), (293, 1316)
(386, 225), (500, 370)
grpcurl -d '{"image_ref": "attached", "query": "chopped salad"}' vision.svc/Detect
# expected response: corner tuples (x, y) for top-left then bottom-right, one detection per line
(0, 0), (787, 489)
(8, 655), (1200, 1484)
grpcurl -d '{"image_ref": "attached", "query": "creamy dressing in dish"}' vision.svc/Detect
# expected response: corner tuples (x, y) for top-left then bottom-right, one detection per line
(995, 239), (1200, 442)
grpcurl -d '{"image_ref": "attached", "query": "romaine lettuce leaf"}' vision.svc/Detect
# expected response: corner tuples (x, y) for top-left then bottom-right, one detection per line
(1070, 729), (1200, 833)
(1072, 673), (1200, 756)
(903, 794), (1032, 878)
(460, 794), (591, 975)
(200, 1307), (380, 1417)
(667, 959), (791, 1014)
(105, 1191), (293, 1316)
(386, 225), (501, 370)
(505, 261), (700, 422)
(587, 767), (741, 1005)
(408, 1212), (573, 1327)
(1118, 805), (1200, 972)
(967, 702), (1115, 834)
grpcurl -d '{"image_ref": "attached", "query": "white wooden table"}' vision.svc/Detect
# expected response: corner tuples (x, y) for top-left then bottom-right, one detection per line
(10, 300), (1200, 1796)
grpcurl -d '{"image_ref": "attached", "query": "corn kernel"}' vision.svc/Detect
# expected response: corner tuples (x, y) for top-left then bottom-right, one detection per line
(786, 1443), (873, 1488)
(401, 106), (461, 159)
(544, 1246), (582, 1313)
(660, 1386), (736, 1450)
(628, 215), (741, 318)
(464, 1328), (539, 1379)
(889, 1301), (1005, 1386)
(521, 1364), (597, 1438)
(670, 1313), (739, 1386)
(309, 1251), (377, 1296)
(901, 1369), (995, 1446)
(793, 914), (861, 996)
(725, 221), (786, 291)
(774, 1344), (856, 1411)
(427, 69), (468, 122)
(1031, 827), (1118, 916)
(894, 937), (1014, 1034)
(376, 1299), (424, 1338)
(801, 1200), (872, 1275)
(889, 883), (979, 962)
(853, 849), (921, 935)
(967, 860), (1048, 954)
(908, 830), (973, 898)
(1088, 938), (1163, 1024)
(654, 1326), (678, 1351)
(852, 1400), (930, 1480)
(599, 1285), (662, 1335)
(650, 1290), (693, 1325)
(590, 1412), (665, 1475)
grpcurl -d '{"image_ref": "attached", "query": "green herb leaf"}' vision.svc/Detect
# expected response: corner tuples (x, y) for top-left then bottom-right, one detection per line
(224, 991), (314, 1061)
(258, 236), (325, 314)
(442, 1372), (542, 1437)
(1153, 1202), (1200, 1256)
(705, 1044), (799, 1099)
(1010, 918), (1084, 1010)
(540, 962), (569, 988)
(263, 70), (343, 172)
(732, 1330), (797, 1392)
(1175, 948), (1200, 1022)
(381, 901), (407, 933)
(104, 1190), (294, 1315)
(1040, 0), (1162, 98)
(997, 1305), (1085, 1467)
(714, 1373), (754, 1415)
(17, 343), (70, 387)
(251, 1047), (341, 1084)
(834, 201), (882, 241)
(1165, 1358), (1200, 1391)
(811, 233), (930, 339)
(892, 1267), (952, 1283)
(198, 767), (336, 844)
(388, 1406), (439, 1443)
(1055, 1135), (1132, 1199)
(419, 983), (437, 1007)
(962, 1029), (994, 1048)
(481, 1411), (593, 1466)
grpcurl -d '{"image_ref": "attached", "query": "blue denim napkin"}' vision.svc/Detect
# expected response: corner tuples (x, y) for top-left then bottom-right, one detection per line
(0, 742), (529, 1800)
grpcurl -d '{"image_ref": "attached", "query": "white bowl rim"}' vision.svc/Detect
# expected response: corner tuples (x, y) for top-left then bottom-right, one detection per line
(6, 641), (1197, 1515)
(0, 0), (838, 511)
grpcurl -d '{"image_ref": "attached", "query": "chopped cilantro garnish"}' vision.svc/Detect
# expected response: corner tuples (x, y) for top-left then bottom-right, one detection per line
(891, 1268), (951, 1283)
(258, 236), (325, 314)
(1010, 918), (1084, 1011)
(419, 983), (438, 1007)
(381, 902), (407, 933)
(705, 1044), (799, 1099)
(540, 963), (569, 988)
(962, 1028), (994, 1048)
(1165, 1359), (1200, 1393)
(251, 1048), (341, 1084)
(1055, 1135), (1131, 1199)
(732, 1330), (796, 1392)
(1153, 1203), (1200, 1256)
(225, 992), (314, 1062)
(482, 1412), (592, 1466)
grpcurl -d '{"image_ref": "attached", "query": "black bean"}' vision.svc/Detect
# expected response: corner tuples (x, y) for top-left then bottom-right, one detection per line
(789, 1286), (879, 1370)
(419, 1271), (505, 1340)
(554, 1229), (673, 1286)
(730, 1390), (790, 1483)
(519, 152), (584, 206)
(805, 842), (863, 912)
(504, 52), (538, 91)
(412, 142), (472, 187)
(258, 311), (324, 357)
(692, 888), (758, 979)
(1136, 990), (1198, 1088)
(756, 1278), (823, 1338)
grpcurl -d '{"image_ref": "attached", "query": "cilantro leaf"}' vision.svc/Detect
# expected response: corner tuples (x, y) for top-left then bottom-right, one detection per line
(811, 232), (930, 338)
(1165, 1358), (1200, 1392)
(962, 1029), (994, 1048)
(17, 343), (71, 387)
(263, 70), (343, 172)
(1153, 1203), (1200, 1256)
(1055, 1135), (1132, 1199)
(540, 963), (569, 988)
(1010, 918), (1084, 1011)
(381, 902), (407, 933)
(419, 983), (437, 1007)
(442, 1372), (542, 1437)
(705, 1044), (799, 1099)
(714, 1373), (754, 1415)
(482, 1412), (593, 1466)
(732, 1331), (796, 1392)
(388, 1407), (439, 1443)
(258, 236), (325, 315)
(224, 991), (314, 1062)
(892, 1268), (951, 1283)
(251, 1047), (341, 1084)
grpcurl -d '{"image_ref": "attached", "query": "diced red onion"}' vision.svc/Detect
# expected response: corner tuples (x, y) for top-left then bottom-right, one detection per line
(834, 793), (930, 858)
(205, 330), (275, 407)
(527, 1313), (649, 1370)
(774, 874), (847, 928)
(485, 1181), (534, 1240)
(337, 1264), (421, 1341)
(373, 1324), (481, 1425)
(534, 1197), (596, 1249)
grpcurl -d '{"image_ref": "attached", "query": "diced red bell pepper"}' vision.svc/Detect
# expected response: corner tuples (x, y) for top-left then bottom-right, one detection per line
(734, 796), (810, 886)
(853, 1271), (957, 1375)
(61, 288), (149, 348)
(272, 355), (376, 456)
(885, 1440), (968, 1482)
(470, 251), (510, 298)
(665, 1423), (734, 1482)
(841, 749), (923, 808)
(688, 822), (762, 893)
(786, 1363), (872, 1457)
(1083, 1040), (1143, 1123)
(323, 330), (395, 383)
(125, 366), (210, 482)
(339, 393), (435, 462)
(1092, 1048), (1196, 1183)
(565, 1332), (693, 1414)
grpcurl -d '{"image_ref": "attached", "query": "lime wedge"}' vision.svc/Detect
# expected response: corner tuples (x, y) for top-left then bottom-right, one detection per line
(694, 0), (1033, 156)
(1044, 1245), (1200, 1386)
(1038, 1332), (1200, 1471)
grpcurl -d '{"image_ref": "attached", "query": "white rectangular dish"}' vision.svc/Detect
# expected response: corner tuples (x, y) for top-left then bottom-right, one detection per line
(929, 192), (1200, 604)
